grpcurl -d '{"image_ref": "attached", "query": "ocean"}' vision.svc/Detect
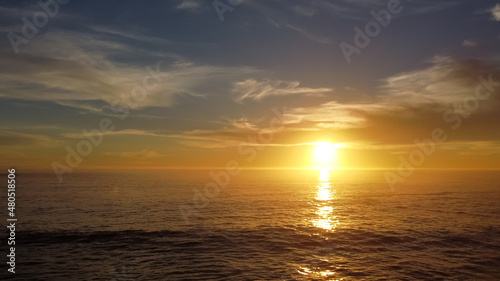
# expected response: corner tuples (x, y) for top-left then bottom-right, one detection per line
(2, 169), (500, 280)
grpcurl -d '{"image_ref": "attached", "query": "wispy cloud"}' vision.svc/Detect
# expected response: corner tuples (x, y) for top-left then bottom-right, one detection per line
(282, 101), (376, 129)
(462, 39), (477, 47)
(272, 57), (500, 146)
(237, 0), (461, 46)
(0, 129), (61, 147)
(491, 3), (500, 21)
(0, 29), (267, 109)
(62, 129), (168, 139)
(105, 149), (162, 160)
(175, 0), (202, 10)
(284, 24), (333, 44)
(97, 56), (500, 151)
(380, 56), (500, 106)
(55, 101), (105, 114)
(232, 79), (333, 102)
(292, 5), (318, 17)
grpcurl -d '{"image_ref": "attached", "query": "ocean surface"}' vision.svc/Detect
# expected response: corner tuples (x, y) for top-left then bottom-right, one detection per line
(1, 169), (500, 280)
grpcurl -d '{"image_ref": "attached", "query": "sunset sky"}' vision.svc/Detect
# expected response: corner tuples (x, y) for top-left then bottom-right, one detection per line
(1, 0), (500, 171)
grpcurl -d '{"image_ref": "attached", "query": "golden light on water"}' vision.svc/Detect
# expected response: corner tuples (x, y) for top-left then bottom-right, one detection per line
(298, 168), (341, 279)
(311, 168), (339, 232)
(319, 168), (330, 181)
(297, 266), (337, 278)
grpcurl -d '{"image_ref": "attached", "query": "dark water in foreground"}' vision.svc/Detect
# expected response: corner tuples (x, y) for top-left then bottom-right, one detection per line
(1, 170), (500, 280)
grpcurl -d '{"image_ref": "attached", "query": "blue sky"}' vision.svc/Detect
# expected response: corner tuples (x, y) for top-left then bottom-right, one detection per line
(1, 0), (500, 170)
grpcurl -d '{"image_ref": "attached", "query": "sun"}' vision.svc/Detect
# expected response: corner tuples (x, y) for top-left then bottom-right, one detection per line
(313, 142), (338, 167)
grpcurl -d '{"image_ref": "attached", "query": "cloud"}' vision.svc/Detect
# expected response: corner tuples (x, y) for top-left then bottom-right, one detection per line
(261, 0), (460, 20)
(175, 0), (202, 10)
(89, 25), (206, 48)
(0, 29), (267, 109)
(462, 39), (477, 47)
(475, 3), (500, 21)
(491, 3), (500, 21)
(28, 55), (499, 156)
(240, 0), (461, 46)
(0, 31), (141, 104)
(62, 129), (168, 139)
(0, 130), (61, 147)
(106, 149), (161, 160)
(55, 101), (105, 114)
(380, 56), (500, 106)
(173, 116), (277, 148)
(406, 1), (461, 14)
(174, 57), (500, 150)
(287, 0), (460, 18)
(282, 101), (376, 129)
(273, 57), (500, 146)
(229, 117), (259, 130)
(284, 24), (333, 44)
(292, 5), (318, 17)
(348, 140), (500, 155)
(232, 79), (333, 102)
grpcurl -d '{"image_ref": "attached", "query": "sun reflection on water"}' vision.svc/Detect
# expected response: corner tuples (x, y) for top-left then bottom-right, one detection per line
(294, 168), (342, 280)
(298, 266), (336, 277)
(311, 169), (339, 232)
